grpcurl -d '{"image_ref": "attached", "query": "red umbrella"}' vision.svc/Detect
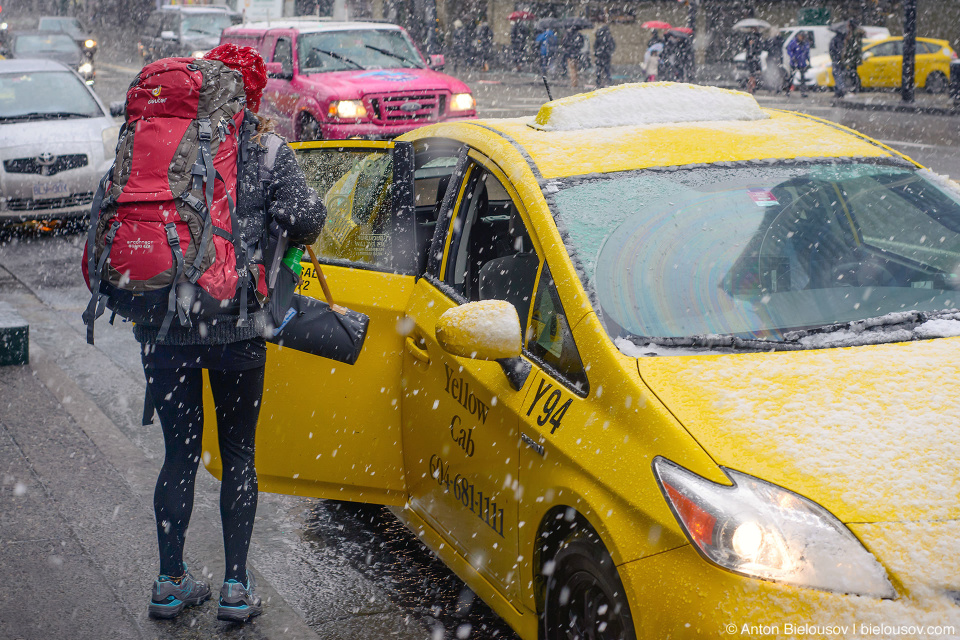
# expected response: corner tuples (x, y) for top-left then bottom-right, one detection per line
(509, 10), (536, 20)
(670, 26), (693, 34)
(641, 20), (673, 30)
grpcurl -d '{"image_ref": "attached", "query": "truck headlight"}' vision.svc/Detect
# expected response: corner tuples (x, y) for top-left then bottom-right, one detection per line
(653, 457), (896, 598)
(78, 62), (93, 75)
(191, 50), (207, 59)
(451, 93), (475, 111)
(328, 100), (367, 119)
(84, 39), (97, 49)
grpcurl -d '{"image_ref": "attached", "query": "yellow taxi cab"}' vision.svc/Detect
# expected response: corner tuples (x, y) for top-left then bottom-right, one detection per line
(818, 36), (957, 92)
(202, 83), (960, 639)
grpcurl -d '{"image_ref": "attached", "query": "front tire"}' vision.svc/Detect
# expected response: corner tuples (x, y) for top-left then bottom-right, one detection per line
(298, 114), (323, 142)
(543, 530), (636, 640)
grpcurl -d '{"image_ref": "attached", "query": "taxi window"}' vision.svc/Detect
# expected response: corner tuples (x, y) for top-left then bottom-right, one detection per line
(444, 163), (540, 336)
(413, 139), (462, 274)
(302, 148), (396, 270)
(528, 263), (588, 393)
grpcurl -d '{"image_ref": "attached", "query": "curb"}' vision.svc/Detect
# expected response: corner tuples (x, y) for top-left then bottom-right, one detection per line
(836, 97), (960, 116)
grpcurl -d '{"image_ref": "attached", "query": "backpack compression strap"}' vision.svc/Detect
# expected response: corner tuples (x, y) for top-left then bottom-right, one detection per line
(81, 166), (116, 345)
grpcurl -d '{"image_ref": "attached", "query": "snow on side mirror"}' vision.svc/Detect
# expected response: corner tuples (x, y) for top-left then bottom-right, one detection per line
(436, 300), (521, 361)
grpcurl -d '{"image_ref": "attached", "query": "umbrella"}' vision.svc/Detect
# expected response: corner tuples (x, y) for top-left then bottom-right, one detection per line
(508, 10), (536, 21)
(559, 16), (593, 30)
(669, 26), (693, 35)
(641, 20), (673, 30)
(828, 20), (852, 33)
(732, 18), (771, 32)
(535, 17), (562, 31)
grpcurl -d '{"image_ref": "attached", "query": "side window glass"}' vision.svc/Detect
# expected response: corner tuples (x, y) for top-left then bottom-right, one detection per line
(299, 148), (396, 270)
(274, 38), (293, 74)
(528, 263), (588, 393)
(444, 164), (539, 336)
(413, 141), (461, 274)
(162, 12), (179, 33)
(146, 13), (163, 36)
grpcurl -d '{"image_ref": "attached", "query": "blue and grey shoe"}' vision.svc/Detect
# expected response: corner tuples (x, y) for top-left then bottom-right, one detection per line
(148, 563), (211, 619)
(217, 571), (263, 622)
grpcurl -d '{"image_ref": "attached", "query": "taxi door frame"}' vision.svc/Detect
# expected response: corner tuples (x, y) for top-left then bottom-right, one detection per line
(202, 139), (416, 507)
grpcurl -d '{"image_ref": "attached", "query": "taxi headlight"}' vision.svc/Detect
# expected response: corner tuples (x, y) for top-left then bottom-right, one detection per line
(328, 100), (367, 119)
(653, 457), (896, 599)
(84, 39), (97, 49)
(102, 124), (121, 160)
(451, 93), (475, 112)
(191, 50), (207, 59)
(78, 62), (93, 75)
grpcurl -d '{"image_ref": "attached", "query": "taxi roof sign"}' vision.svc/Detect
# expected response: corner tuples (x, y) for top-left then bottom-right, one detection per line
(532, 82), (770, 132)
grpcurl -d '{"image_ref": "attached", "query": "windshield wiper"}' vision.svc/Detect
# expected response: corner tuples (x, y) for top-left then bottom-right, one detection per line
(363, 44), (422, 68)
(0, 111), (92, 122)
(625, 309), (960, 354)
(310, 48), (364, 69)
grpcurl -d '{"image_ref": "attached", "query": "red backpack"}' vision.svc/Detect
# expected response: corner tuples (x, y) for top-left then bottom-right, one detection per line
(82, 57), (267, 344)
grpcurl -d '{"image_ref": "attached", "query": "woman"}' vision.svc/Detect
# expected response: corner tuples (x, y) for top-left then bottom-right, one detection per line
(141, 44), (325, 622)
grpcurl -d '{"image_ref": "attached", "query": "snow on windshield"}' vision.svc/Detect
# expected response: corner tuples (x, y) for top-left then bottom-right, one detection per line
(533, 82), (769, 132)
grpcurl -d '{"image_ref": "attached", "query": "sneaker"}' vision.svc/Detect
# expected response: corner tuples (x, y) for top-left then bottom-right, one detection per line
(217, 572), (263, 622)
(148, 563), (211, 619)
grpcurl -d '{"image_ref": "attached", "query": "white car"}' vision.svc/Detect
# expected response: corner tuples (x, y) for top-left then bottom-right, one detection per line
(0, 58), (119, 225)
(734, 24), (890, 90)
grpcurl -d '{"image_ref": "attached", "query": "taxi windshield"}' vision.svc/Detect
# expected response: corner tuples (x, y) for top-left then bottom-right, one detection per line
(297, 29), (425, 72)
(553, 161), (960, 345)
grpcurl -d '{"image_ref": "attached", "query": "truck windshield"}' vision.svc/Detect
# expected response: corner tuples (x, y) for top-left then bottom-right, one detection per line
(552, 161), (960, 343)
(298, 29), (425, 72)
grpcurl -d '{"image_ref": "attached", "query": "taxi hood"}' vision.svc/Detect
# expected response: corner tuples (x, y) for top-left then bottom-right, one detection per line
(299, 68), (470, 99)
(637, 337), (960, 524)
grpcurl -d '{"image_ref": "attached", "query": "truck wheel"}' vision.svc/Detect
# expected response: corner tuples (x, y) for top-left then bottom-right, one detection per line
(542, 529), (636, 640)
(298, 115), (322, 142)
(926, 71), (948, 94)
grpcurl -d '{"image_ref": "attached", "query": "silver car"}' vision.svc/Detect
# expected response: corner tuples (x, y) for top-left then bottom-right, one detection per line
(0, 58), (119, 224)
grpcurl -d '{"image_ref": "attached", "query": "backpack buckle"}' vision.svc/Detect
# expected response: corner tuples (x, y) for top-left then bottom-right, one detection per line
(164, 223), (180, 248)
(198, 119), (213, 142)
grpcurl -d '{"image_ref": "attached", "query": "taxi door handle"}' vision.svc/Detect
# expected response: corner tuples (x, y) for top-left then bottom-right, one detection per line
(404, 336), (430, 365)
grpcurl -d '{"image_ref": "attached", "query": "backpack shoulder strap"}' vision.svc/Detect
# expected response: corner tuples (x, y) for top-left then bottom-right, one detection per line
(258, 133), (285, 184)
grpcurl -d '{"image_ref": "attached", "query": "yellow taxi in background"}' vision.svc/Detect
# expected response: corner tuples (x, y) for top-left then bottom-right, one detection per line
(818, 35), (957, 92)
(203, 83), (960, 639)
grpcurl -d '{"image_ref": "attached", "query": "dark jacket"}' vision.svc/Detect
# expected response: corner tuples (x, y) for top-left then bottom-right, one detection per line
(829, 31), (846, 65)
(594, 24), (615, 60)
(133, 111), (326, 346)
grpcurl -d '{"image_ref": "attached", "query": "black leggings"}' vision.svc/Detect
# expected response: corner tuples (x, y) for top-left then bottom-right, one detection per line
(146, 365), (264, 583)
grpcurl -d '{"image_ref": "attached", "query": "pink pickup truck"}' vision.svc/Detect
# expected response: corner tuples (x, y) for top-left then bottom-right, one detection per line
(220, 20), (477, 140)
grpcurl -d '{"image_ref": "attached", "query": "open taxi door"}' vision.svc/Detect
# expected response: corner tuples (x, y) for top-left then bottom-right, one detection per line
(202, 140), (416, 506)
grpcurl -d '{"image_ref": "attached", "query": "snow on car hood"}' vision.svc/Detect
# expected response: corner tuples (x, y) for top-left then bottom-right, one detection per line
(636, 336), (960, 524)
(299, 68), (470, 99)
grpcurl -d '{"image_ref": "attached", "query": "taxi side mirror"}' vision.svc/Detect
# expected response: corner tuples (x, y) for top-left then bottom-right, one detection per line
(436, 300), (521, 360)
(863, 51), (874, 60)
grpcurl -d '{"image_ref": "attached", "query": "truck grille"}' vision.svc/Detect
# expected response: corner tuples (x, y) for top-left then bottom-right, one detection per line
(369, 92), (443, 124)
(4, 154), (89, 176)
(5, 192), (95, 211)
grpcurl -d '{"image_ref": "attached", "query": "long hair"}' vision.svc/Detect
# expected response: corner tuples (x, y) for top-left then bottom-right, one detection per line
(253, 114), (276, 145)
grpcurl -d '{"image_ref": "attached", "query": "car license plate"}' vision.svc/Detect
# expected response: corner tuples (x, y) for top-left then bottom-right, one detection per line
(33, 182), (70, 200)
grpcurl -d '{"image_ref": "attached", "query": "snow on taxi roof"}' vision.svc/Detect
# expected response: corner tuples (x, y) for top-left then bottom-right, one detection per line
(531, 82), (769, 132)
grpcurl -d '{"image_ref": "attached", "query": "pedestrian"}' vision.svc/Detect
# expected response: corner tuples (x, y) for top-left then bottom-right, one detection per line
(536, 26), (558, 77)
(659, 31), (684, 82)
(764, 28), (786, 93)
(829, 25), (847, 97)
(138, 44), (325, 622)
(787, 30), (811, 97)
(510, 18), (529, 72)
(676, 32), (694, 82)
(560, 27), (584, 87)
(743, 27), (763, 93)
(476, 20), (493, 72)
(594, 16), (616, 88)
(451, 19), (467, 72)
(642, 40), (662, 81)
(842, 20), (864, 94)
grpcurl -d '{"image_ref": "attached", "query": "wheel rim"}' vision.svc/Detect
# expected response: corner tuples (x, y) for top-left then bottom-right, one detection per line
(555, 569), (628, 640)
